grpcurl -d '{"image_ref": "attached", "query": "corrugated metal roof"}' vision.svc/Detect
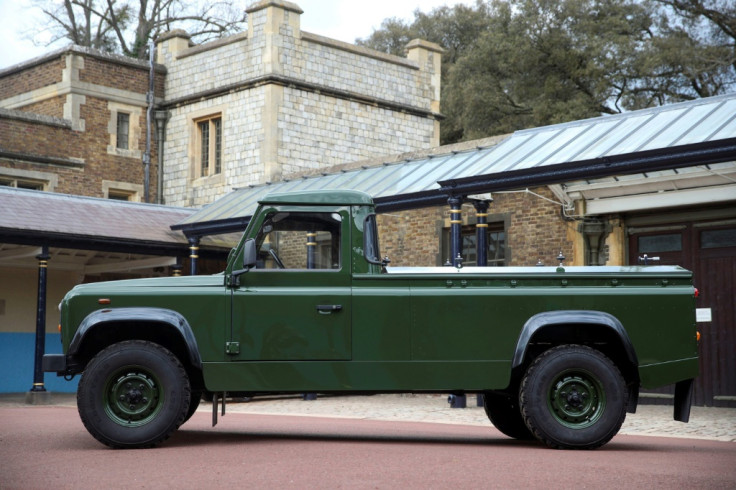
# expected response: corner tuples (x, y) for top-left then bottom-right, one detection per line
(176, 93), (736, 232)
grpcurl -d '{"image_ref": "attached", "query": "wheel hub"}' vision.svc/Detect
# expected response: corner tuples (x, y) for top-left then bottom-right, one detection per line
(548, 370), (605, 429)
(104, 369), (162, 427)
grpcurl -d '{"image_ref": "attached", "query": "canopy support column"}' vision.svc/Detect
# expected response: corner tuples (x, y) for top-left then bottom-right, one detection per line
(27, 246), (51, 405)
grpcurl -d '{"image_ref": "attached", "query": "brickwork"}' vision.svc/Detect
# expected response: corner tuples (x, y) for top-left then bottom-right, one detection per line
(377, 186), (575, 268)
(16, 97), (65, 118)
(0, 49), (158, 202)
(0, 57), (64, 100)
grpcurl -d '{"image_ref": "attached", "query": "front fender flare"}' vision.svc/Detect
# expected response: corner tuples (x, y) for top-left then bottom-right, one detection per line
(68, 307), (202, 369)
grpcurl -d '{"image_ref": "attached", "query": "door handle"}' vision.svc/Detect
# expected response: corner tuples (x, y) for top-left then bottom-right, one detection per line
(316, 304), (342, 314)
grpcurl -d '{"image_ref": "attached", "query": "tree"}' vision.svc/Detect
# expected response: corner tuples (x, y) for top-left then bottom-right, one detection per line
(358, 0), (736, 144)
(32, 0), (246, 59)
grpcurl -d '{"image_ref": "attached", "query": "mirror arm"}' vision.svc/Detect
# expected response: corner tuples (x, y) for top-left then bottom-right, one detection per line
(228, 266), (253, 288)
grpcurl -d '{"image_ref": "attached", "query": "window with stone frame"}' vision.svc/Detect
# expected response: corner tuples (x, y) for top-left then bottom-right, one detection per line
(442, 223), (506, 266)
(116, 112), (130, 150)
(196, 114), (222, 178)
(0, 176), (46, 191)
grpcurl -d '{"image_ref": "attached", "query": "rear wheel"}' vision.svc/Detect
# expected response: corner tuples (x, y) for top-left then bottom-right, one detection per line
(77, 340), (191, 449)
(520, 345), (627, 449)
(483, 391), (534, 440)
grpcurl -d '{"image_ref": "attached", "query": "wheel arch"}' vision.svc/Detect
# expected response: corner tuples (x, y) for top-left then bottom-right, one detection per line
(511, 311), (640, 388)
(68, 307), (203, 376)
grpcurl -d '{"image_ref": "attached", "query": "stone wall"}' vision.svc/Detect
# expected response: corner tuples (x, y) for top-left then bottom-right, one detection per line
(159, 0), (442, 208)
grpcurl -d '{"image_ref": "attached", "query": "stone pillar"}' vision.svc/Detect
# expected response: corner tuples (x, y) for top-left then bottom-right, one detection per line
(27, 246), (51, 405)
(245, 0), (304, 184)
(246, 0), (303, 75)
(155, 29), (191, 65)
(406, 39), (444, 147)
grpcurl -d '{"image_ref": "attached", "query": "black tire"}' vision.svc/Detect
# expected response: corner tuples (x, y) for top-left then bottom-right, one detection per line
(182, 391), (202, 425)
(519, 345), (628, 449)
(77, 340), (191, 449)
(483, 391), (534, 440)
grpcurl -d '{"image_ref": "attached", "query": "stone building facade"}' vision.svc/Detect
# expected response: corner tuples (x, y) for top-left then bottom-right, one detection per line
(0, 48), (163, 202)
(156, 0), (442, 208)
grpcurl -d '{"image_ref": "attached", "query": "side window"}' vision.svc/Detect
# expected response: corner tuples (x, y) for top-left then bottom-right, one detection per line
(116, 112), (130, 150)
(254, 212), (342, 270)
(196, 114), (222, 177)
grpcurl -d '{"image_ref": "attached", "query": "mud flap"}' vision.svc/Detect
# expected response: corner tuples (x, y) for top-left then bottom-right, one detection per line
(674, 379), (694, 423)
(212, 392), (226, 427)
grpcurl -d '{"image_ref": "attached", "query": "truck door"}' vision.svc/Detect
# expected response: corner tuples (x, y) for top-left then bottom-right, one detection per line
(230, 208), (352, 360)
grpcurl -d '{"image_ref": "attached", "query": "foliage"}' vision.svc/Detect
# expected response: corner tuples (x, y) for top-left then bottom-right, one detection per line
(32, 0), (246, 59)
(357, 0), (736, 144)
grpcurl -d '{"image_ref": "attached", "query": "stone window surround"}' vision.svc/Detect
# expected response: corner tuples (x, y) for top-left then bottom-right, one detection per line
(188, 105), (226, 186)
(0, 167), (57, 192)
(102, 179), (144, 202)
(107, 102), (142, 158)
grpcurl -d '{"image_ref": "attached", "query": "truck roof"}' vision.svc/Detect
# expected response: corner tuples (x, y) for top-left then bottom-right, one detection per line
(259, 189), (374, 206)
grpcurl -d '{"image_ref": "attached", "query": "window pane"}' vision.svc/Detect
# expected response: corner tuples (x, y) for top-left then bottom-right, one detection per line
(447, 224), (506, 267)
(214, 118), (222, 174)
(489, 231), (506, 265)
(638, 233), (682, 253)
(701, 228), (736, 249)
(255, 212), (342, 270)
(116, 113), (129, 150)
(199, 121), (209, 176)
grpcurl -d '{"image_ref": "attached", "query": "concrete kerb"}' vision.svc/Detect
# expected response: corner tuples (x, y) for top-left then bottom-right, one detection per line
(2, 392), (734, 442)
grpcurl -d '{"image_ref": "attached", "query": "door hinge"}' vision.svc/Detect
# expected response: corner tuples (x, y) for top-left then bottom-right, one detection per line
(225, 342), (240, 355)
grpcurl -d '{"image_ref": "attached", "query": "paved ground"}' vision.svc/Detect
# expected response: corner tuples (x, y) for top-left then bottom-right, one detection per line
(5, 392), (736, 442)
(2, 402), (736, 489)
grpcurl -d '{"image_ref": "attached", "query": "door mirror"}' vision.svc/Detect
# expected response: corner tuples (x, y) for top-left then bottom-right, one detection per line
(243, 238), (257, 269)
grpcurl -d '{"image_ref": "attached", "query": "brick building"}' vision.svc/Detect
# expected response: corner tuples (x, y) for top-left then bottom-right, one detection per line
(0, 47), (164, 201)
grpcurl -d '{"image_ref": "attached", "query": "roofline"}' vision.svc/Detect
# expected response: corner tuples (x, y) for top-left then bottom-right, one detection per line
(171, 216), (252, 238)
(0, 228), (230, 259)
(438, 138), (736, 196)
(0, 44), (167, 77)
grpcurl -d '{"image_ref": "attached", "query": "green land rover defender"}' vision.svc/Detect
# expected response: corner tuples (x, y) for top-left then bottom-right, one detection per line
(44, 190), (699, 449)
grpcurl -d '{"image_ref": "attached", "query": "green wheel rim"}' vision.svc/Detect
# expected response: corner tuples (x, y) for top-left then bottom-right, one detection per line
(547, 368), (606, 429)
(103, 366), (164, 427)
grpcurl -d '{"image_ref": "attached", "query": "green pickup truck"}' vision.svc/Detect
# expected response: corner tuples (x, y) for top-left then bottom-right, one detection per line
(44, 190), (699, 449)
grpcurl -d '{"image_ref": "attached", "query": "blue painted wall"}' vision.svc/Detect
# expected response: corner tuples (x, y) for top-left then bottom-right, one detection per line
(0, 333), (78, 393)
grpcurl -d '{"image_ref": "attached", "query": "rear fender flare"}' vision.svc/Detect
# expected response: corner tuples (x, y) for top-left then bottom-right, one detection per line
(512, 310), (638, 374)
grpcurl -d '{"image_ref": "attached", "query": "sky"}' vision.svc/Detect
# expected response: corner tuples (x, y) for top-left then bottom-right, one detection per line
(0, 0), (471, 70)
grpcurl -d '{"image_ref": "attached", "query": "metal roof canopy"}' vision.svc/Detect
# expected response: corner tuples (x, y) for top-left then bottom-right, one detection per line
(174, 93), (736, 238)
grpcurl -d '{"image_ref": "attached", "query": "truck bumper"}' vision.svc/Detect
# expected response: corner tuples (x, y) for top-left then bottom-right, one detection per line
(42, 354), (67, 374)
(673, 378), (694, 423)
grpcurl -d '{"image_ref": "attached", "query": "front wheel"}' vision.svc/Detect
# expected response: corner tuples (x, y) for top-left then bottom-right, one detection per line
(519, 345), (627, 449)
(77, 340), (191, 449)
